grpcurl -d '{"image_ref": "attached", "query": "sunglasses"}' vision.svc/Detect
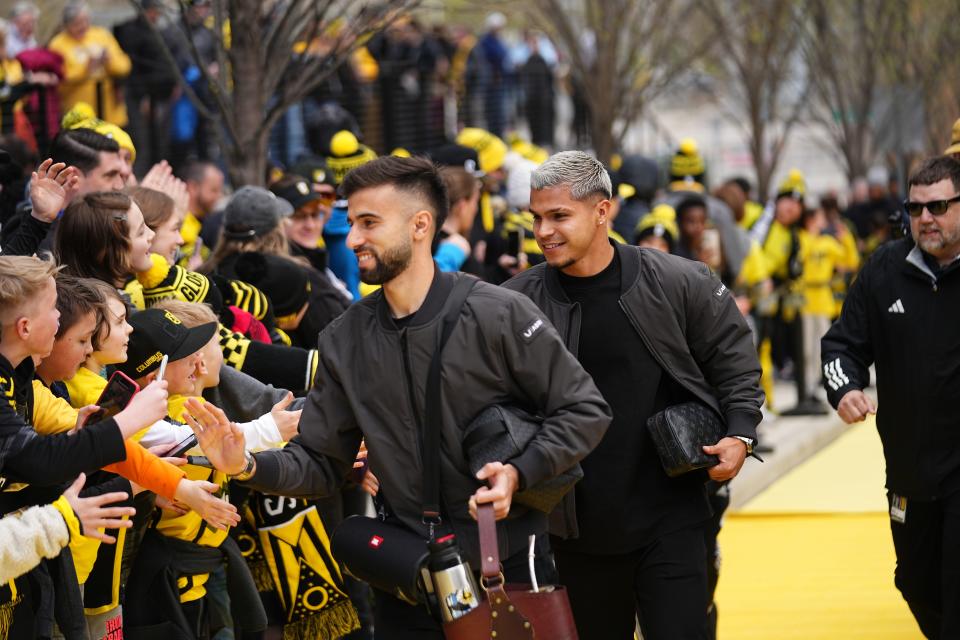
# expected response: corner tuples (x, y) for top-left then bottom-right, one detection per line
(903, 195), (960, 217)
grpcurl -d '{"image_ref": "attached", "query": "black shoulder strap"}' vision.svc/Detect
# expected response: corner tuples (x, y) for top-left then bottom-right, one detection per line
(422, 275), (478, 532)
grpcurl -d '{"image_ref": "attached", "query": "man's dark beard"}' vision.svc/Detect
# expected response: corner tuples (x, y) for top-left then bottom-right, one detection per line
(357, 241), (412, 285)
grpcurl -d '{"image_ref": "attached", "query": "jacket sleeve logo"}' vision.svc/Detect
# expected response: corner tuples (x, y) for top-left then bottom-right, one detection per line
(521, 318), (544, 341)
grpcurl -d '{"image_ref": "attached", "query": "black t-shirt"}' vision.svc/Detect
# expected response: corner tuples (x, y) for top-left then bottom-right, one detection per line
(555, 249), (711, 554)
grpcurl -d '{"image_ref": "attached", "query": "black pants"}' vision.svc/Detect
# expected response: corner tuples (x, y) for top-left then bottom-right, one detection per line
(890, 490), (960, 639)
(371, 535), (557, 639)
(554, 524), (710, 640)
(705, 485), (730, 640)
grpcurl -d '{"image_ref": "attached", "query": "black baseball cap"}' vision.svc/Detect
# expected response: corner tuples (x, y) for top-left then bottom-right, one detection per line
(429, 144), (485, 177)
(290, 156), (336, 188)
(270, 175), (323, 211)
(117, 308), (217, 379)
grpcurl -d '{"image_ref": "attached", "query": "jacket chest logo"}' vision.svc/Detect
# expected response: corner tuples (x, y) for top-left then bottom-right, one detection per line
(887, 298), (905, 314)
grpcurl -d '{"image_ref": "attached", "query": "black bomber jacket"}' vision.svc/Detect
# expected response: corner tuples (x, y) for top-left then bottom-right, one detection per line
(245, 269), (612, 566)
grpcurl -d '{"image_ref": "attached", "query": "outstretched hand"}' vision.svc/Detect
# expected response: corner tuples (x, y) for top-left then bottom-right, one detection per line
(30, 159), (80, 222)
(173, 478), (240, 531)
(183, 398), (247, 475)
(63, 473), (136, 544)
(271, 392), (302, 442)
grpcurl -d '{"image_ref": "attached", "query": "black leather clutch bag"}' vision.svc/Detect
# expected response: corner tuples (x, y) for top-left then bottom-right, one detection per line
(462, 404), (583, 513)
(646, 401), (726, 477)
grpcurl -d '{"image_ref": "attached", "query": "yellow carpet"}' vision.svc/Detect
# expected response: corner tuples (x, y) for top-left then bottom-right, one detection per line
(740, 421), (888, 514)
(715, 418), (922, 639)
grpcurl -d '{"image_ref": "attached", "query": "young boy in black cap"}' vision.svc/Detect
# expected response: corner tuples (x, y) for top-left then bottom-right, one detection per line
(118, 308), (269, 638)
(116, 308), (216, 398)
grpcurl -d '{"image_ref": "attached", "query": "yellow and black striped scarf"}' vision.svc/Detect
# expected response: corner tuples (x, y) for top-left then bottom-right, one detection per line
(240, 494), (358, 640)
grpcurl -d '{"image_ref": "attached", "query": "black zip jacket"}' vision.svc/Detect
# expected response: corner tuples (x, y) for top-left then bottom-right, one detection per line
(0, 354), (127, 500)
(503, 243), (764, 537)
(246, 269), (611, 566)
(821, 238), (960, 499)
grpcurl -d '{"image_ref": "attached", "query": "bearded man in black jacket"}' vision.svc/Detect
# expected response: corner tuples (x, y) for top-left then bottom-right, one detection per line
(822, 155), (960, 639)
(191, 155), (611, 639)
(503, 151), (763, 640)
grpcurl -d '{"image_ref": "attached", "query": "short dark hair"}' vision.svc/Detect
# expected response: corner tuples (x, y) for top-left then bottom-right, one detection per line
(54, 274), (105, 341)
(341, 156), (448, 233)
(48, 129), (119, 174)
(178, 159), (218, 184)
(908, 156), (960, 193)
(727, 176), (752, 196)
(676, 195), (707, 221)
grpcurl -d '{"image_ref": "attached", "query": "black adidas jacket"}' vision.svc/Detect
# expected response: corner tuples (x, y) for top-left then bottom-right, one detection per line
(821, 238), (960, 499)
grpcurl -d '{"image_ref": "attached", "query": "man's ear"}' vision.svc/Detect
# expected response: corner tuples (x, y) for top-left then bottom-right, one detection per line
(412, 210), (433, 240)
(595, 198), (612, 226)
(141, 371), (157, 385)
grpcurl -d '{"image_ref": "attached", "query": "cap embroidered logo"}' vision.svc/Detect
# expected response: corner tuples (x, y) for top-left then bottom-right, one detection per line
(369, 535), (384, 549)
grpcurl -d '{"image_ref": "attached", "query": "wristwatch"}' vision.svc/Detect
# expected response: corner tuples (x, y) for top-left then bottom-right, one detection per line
(732, 436), (755, 455)
(232, 451), (257, 481)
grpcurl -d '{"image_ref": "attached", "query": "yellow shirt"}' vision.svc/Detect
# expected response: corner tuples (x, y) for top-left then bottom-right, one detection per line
(799, 231), (860, 316)
(64, 366), (107, 410)
(0, 59), (26, 133)
(177, 212), (209, 268)
(48, 26), (131, 126)
(760, 220), (796, 282)
(740, 201), (764, 230)
(156, 396), (229, 603)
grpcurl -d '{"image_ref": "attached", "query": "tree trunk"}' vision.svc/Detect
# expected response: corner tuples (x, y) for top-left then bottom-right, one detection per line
(226, 0), (267, 187)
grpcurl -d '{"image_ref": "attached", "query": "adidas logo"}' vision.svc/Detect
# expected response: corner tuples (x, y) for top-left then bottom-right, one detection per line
(887, 299), (905, 314)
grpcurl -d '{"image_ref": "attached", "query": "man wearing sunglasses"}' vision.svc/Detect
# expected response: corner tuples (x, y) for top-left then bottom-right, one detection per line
(821, 155), (960, 638)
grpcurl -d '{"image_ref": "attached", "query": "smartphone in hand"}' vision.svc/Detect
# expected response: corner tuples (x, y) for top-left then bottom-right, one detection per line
(506, 228), (523, 257)
(162, 433), (198, 458)
(84, 371), (140, 426)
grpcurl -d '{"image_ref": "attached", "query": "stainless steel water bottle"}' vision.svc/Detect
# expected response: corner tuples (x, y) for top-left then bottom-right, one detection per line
(427, 534), (481, 622)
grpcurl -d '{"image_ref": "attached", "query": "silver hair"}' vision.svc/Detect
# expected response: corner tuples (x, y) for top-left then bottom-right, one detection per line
(530, 151), (612, 200)
(10, 2), (39, 19)
(63, 1), (89, 26)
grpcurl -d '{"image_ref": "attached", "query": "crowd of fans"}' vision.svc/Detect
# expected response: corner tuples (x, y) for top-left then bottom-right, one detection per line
(0, 1), (941, 639)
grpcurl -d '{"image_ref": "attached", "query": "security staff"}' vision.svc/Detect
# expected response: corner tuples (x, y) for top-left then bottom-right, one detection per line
(821, 155), (960, 638)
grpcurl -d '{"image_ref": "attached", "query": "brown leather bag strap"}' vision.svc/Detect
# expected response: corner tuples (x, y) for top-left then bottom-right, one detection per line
(477, 504), (534, 639)
(477, 503), (500, 580)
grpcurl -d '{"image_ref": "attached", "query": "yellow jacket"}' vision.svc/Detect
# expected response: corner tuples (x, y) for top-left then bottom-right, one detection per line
(740, 201), (764, 231)
(0, 59), (26, 133)
(759, 220), (797, 282)
(48, 26), (131, 126)
(798, 231), (860, 316)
